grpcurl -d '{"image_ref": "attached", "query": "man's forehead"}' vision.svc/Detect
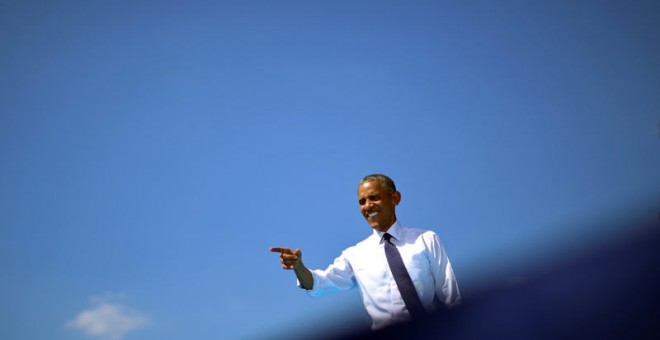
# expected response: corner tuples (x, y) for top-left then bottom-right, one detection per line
(358, 181), (383, 194)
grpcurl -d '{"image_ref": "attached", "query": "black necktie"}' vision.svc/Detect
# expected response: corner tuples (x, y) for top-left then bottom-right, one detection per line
(383, 233), (426, 318)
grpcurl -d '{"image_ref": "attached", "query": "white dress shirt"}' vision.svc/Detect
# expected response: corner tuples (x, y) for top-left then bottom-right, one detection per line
(301, 221), (461, 330)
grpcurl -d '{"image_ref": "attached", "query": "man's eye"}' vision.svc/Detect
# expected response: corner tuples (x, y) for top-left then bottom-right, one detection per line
(359, 200), (365, 205)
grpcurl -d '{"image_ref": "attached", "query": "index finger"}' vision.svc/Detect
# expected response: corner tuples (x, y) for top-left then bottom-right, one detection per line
(269, 247), (293, 254)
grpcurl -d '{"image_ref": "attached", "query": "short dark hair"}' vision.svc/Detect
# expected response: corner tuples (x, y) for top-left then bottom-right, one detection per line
(360, 174), (397, 194)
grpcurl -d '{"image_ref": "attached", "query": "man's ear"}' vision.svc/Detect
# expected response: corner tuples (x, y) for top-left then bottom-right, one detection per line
(392, 191), (401, 205)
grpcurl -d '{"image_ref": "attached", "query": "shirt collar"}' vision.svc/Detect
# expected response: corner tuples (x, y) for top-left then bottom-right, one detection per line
(374, 220), (403, 243)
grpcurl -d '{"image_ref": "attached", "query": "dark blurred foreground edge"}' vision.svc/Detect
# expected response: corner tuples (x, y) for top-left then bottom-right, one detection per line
(320, 218), (660, 340)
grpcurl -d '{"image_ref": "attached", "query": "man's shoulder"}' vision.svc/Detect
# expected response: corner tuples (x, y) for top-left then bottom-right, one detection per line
(401, 225), (438, 238)
(400, 225), (444, 248)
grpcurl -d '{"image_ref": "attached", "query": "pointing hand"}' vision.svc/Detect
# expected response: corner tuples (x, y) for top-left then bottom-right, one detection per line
(270, 247), (303, 270)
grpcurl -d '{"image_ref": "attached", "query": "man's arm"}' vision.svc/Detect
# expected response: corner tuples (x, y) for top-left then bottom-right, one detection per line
(270, 247), (314, 290)
(427, 233), (461, 307)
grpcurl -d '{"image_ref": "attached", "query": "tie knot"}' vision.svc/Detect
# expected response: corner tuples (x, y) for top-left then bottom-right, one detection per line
(383, 233), (393, 242)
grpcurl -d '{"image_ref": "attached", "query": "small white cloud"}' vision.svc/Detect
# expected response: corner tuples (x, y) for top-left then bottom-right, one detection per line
(67, 293), (149, 340)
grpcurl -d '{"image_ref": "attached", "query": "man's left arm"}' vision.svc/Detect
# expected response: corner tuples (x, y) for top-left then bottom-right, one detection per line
(427, 232), (462, 307)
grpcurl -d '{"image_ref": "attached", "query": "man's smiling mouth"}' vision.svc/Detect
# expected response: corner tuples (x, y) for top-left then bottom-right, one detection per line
(368, 212), (379, 218)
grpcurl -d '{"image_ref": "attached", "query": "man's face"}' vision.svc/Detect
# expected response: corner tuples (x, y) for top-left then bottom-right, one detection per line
(358, 180), (401, 232)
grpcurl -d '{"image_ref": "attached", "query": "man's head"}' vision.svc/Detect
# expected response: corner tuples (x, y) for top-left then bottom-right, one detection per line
(358, 174), (401, 232)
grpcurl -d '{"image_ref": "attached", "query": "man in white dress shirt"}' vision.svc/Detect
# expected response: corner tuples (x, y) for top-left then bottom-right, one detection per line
(270, 174), (461, 330)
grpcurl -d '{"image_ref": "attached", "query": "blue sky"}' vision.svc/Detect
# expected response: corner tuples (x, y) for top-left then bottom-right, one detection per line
(1, 1), (659, 339)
